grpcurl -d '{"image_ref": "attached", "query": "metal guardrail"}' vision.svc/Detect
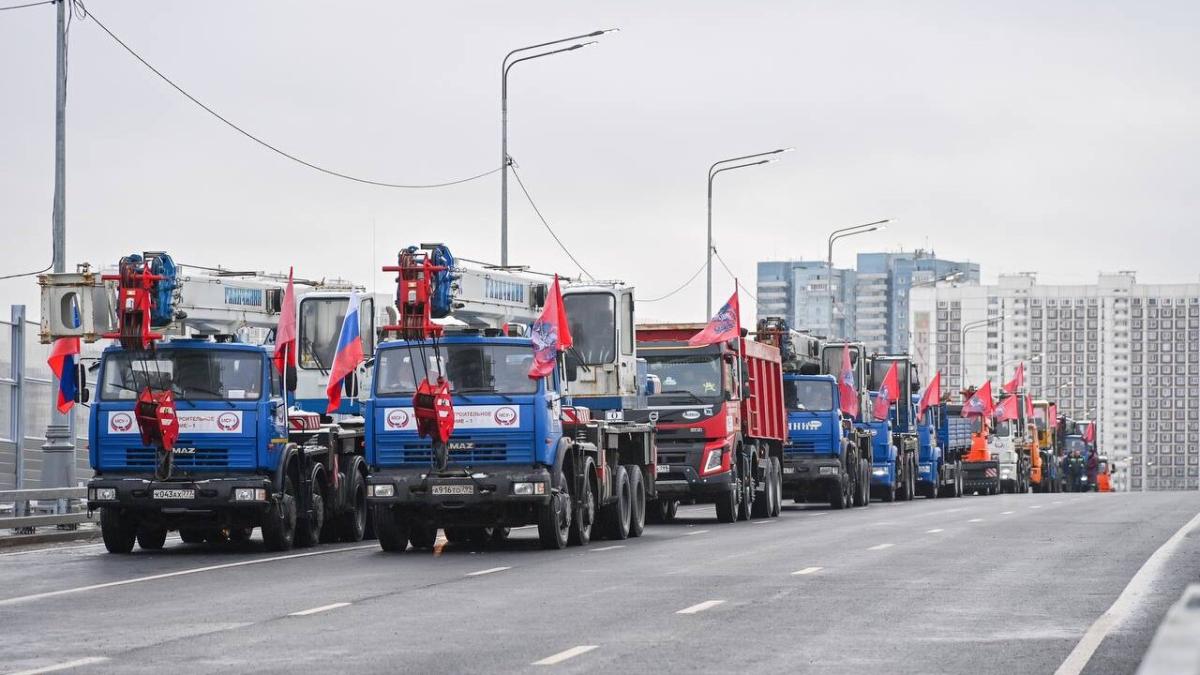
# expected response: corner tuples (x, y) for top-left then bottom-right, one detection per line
(0, 487), (93, 532)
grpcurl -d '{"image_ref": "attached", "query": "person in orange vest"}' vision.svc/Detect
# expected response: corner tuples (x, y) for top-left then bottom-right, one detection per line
(1097, 460), (1112, 492)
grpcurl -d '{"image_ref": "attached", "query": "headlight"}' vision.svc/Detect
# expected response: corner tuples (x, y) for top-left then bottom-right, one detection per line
(1000, 470), (1011, 478)
(513, 482), (545, 495)
(233, 488), (267, 502)
(919, 464), (931, 472)
(89, 487), (116, 501)
(701, 447), (726, 476)
(819, 466), (838, 476)
(872, 468), (888, 476)
(370, 484), (395, 498)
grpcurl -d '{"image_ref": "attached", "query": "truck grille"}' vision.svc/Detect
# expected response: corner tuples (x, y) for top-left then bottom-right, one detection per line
(376, 434), (532, 467)
(785, 441), (818, 455)
(123, 448), (231, 469)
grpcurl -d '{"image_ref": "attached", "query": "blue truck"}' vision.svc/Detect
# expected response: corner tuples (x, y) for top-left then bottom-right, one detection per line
(756, 319), (870, 510)
(922, 401), (970, 498)
(41, 254), (373, 553)
(364, 248), (656, 551)
(858, 353), (920, 502)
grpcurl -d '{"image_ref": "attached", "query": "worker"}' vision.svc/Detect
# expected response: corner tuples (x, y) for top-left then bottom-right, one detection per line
(1066, 450), (1086, 493)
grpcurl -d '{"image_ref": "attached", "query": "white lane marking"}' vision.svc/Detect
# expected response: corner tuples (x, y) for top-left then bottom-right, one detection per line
(466, 566), (512, 577)
(808, 512), (830, 517)
(0, 544), (374, 607)
(867, 543), (894, 551)
(1001, 511), (1015, 515)
(791, 566), (823, 576)
(751, 519), (777, 525)
(9, 657), (109, 675)
(1030, 505), (1042, 509)
(532, 645), (598, 666)
(288, 602), (350, 617)
(926, 528), (944, 534)
(1056, 506), (1200, 667)
(684, 530), (709, 536)
(591, 545), (625, 552)
(968, 518), (984, 523)
(1053, 500), (1063, 504)
(1055, 509), (1200, 675)
(677, 600), (725, 614)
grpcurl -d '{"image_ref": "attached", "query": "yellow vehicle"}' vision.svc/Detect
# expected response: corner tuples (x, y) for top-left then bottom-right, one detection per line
(1031, 400), (1061, 493)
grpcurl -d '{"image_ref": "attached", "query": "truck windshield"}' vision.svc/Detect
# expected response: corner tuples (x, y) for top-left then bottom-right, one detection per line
(643, 350), (723, 404)
(821, 346), (859, 379)
(299, 297), (373, 371)
(375, 344), (538, 396)
(993, 420), (1012, 437)
(562, 293), (616, 367)
(101, 350), (264, 401)
(784, 380), (834, 411)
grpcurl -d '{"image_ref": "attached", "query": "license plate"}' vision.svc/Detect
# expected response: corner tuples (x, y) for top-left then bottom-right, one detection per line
(782, 467), (795, 474)
(656, 464), (670, 475)
(431, 484), (474, 496)
(153, 489), (195, 500)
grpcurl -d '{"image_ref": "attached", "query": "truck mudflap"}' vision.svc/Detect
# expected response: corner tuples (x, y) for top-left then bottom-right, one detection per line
(366, 465), (553, 527)
(961, 460), (1000, 492)
(779, 455), (841, 501)
(85, 475), (273, 526)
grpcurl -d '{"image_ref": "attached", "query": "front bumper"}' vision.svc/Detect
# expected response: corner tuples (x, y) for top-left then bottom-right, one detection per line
(653, 463), (735, 501)
(86, 475), (273, 525)
(780, 456), (841, 498)
(366, 466), (552, 526)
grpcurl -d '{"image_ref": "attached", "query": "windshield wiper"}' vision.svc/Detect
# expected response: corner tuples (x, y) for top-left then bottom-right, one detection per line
(172, 385), (235, 409)
(660, 389), (706, 405)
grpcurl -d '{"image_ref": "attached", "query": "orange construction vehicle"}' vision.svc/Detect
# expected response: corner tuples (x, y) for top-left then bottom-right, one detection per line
(947, 399), (1001, 496)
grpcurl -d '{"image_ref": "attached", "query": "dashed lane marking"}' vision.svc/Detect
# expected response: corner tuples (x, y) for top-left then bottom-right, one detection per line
(591, 545), (625, 552)
(867, 543), (894, 551)
(289, 602), (350, 617)
(792, 567), (823, 576)
(676, 600), (725, 614)
(532, 645), (598, 666)
(684, 530), (710, 536)
(926, 528), (944, 533)
(466, 566), (512, 577)
(968, 518), (984, 523)
(9, 657), (109, 675)
(1001, 511), (1015, 515)
(1030, 505), (1043, 509)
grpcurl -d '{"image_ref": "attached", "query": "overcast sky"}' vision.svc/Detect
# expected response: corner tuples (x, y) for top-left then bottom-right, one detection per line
(3, 1), (1198, 323)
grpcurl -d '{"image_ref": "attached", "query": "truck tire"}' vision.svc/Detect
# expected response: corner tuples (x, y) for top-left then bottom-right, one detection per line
(882, 478), (897, 503)
(373, 504), (409, 552)
(335, 469), (368, 543)
(179, 528), (206, 544)
(408, 522), (437, 550)
(769, 457), (783, 517)
(625, 465), (646, 537)
(100, 507), (137, 554)
(755, 459), (774, 517)
(852, 460), (866, 507)
(715, 486), (737, 523)
(262, 475), (298, 552)
(736, 455), (753, 522)
(568, 457), (596, 546)
(294, 475), (326, 549)
(828, 480), (847, 510)
(136, 526), (167, 551)
(602, 465), (632, 540)
(538, 471), (570, 550)
(228, 527), (253, 544)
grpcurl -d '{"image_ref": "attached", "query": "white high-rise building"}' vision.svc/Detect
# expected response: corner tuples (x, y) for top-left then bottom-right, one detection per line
(910, 272), (1200, 492)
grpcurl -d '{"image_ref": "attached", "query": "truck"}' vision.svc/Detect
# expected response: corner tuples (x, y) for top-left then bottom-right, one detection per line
(1030, 400), (1061, 493)
(40, 253), (378, 553)
(364, 245), (657, 550)
(950, 393), (1001, 495)
(756, 318), (870, 510)
(990, 392), (1032, 494)
(633, 322), (785, 523)
(934, 402), (973, 497)
(913, 393), (964, 499)
(845, 349), (920, 502)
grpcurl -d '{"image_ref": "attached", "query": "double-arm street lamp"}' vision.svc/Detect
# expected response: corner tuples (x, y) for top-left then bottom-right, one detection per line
(960, 315), (1008, 385)
(705, 149), (792, 316)
(501, 29), (618, 266)
(826, 219), (888, 337)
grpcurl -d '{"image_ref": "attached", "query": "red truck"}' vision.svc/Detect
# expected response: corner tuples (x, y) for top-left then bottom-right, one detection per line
(630, 324), (786, 523)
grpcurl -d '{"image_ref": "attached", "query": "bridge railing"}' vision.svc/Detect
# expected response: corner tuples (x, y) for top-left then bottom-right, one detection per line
(0, 487), (94, 532)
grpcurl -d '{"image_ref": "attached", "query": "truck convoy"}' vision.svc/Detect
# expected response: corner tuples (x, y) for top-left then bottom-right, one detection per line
(363, 245), (657, 551)
(756, 318), (871, 510)
(39, 253), (378, 553)
(634, 321), (785, 522)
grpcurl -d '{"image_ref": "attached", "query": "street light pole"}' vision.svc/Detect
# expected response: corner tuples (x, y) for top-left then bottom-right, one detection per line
(825, 219), (888, 337)
(960, 315), (1007, 386)
(500, 29), (616, 267)
(705, 148), (791, 316)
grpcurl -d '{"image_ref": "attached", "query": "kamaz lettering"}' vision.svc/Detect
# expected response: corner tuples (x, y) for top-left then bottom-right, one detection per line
(224, 287), (264, 308)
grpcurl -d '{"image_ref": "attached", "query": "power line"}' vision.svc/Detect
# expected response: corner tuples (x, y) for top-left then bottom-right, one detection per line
(0, 0), (54, 11)
(712, 247), (758, 302)
(0, 262), (53, 281)
(642, 258), (706, 303)
(508, 164), (594, 280)
(77, 2), (499, 189)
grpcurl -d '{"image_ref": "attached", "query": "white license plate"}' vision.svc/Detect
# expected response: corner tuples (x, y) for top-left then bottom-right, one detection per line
(153, 489), (195, 500)
(431, 484), (474, 496)
(656, 464), (670, 475)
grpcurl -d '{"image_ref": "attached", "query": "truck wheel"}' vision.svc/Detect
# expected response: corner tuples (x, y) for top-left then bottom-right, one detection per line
(100, 507), (137, 554)
(754, 459), (774, 517)
(408, 522), (437, 550)
(228, 527), (253, 544)
(294, 478), (325, 549)
(136, 526), (167, 551)
(715, 487), (737, 523)
(602, 465), (632, 540)
(882, 479), (896, 503)
(490, 527), (511, 544)
(736, 458), (753, 522)
(373, 505), (410, 552)
(662, 499), (678, 522)
(261, 476), (298, 552)
(538, 472), (570, 550)
(335, 469), (368, 543)
(769, 457), (783, 517)
(568, 458), (596, 546)
(827, 480), (846, 510)
(179, 529), (206, 544)
(851, 460), (866, 507)
(625, 465), (646, 537)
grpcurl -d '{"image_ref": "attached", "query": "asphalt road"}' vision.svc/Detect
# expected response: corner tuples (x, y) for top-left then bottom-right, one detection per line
(2, 490), (1198, 675)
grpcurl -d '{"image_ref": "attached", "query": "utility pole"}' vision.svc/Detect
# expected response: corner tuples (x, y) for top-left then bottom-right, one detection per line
(42, 0), (75, 500)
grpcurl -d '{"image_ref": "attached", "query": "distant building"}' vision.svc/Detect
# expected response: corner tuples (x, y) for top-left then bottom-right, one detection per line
(910, 272), (1200, 493)
(756, 260), (855, 337)
(855, 251), (981, 354)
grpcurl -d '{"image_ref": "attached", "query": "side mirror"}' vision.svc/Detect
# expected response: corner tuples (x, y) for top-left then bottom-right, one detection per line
(343, 371), (359, 399)
(285, 367), (298, 393)
(74, 363), (90, 404)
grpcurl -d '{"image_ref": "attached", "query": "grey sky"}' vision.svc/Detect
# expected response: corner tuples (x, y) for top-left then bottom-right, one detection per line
(3, 1), (1198, 323)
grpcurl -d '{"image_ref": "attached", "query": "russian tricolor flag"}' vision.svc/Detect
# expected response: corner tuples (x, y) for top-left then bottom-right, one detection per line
(325, 292), (364, 414)
(48, 337), (80, 414)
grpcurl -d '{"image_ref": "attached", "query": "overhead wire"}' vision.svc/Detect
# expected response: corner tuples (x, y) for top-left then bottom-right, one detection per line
(0, 0), (54, 11)
(641, 257), (707, 303)
(508, 164), (595, 280)
(75, 1), (499, 189)
(712, 247), (758, 303)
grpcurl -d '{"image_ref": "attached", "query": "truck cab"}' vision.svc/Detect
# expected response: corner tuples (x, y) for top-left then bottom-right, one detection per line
(863, 353), (920, 502)
(780, 374), (856, 507)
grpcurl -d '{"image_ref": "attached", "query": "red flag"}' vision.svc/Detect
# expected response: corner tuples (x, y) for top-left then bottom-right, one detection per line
(872, 362), (899, 421)
(1003, 362), (1024, 395)
(917, 371), (941, 422)
(688, 291), (740, 347)
(961, 380), (994, 418)
(838, 344), (859, 418)
(994, 395), (1018, 422)
(48, 337), (81, 414)
(273, 267), (297, 374)
(529, 275), (572, 379)
(1083, 421), (1096, 444)
(1024, 393), (1034, 422)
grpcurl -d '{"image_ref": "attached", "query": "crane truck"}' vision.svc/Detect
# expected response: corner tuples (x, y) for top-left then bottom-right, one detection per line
(364, 245), (657, 551)
(632, 322), (785, 523)
(756, 318), (870, 510)
(1031, 400), (1060, 493)
(39, 253), (379, 553)
(866, 354), (922, 502)
(992, 391), (1033, 493)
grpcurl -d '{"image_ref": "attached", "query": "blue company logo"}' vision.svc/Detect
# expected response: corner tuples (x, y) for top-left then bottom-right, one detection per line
(224, 287), (264, 307)
(789, 420), (823, 431)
